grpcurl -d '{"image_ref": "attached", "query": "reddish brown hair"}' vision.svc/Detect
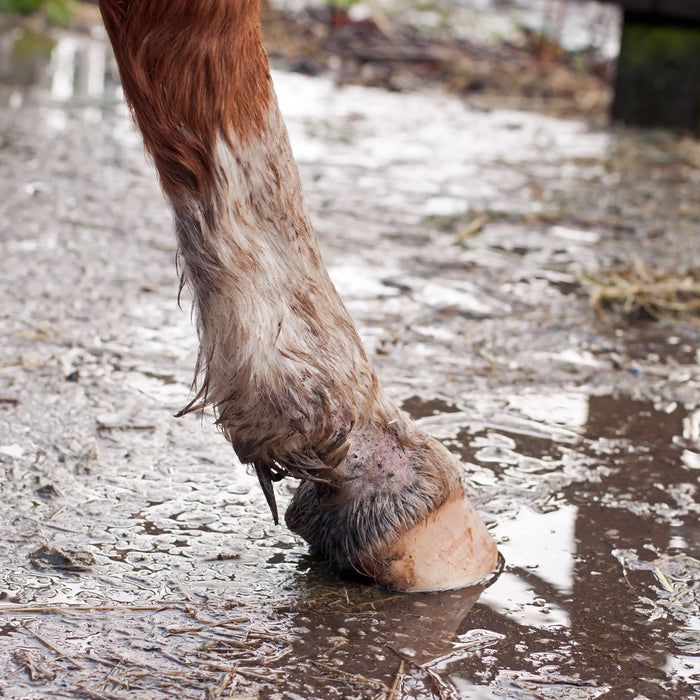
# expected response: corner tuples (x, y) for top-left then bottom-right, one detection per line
(98, 0), (271, 204)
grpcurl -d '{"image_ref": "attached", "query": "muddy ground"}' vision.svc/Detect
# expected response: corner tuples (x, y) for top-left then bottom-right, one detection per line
(0, 2), (699, 699)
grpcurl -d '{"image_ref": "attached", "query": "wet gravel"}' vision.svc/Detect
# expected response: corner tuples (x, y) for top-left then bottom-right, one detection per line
(0, 13), (699, 700)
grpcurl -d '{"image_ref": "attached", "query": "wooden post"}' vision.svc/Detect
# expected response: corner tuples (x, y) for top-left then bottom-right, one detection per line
(612, 10), (700, 134)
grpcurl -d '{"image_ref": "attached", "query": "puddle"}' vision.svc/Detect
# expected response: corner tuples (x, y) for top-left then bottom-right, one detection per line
(0, 14), (698, 700)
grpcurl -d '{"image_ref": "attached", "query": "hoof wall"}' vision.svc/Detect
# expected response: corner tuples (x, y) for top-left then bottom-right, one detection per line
(367, 491), (499, 592)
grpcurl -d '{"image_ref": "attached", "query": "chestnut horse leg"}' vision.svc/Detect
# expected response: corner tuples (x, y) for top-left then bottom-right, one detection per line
(97, 0), (498, 591)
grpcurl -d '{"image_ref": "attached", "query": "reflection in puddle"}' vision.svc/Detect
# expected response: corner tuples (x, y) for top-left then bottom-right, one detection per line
(507, 392), (590, 431)
(49, 32), (106, 101)
(0, 15), (698, 700)
(1, 23), (111, 102)
(495, 505), (577, 597)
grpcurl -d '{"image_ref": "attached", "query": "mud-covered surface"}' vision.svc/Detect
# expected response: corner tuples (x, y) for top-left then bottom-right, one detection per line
(1, 8), (699, 700)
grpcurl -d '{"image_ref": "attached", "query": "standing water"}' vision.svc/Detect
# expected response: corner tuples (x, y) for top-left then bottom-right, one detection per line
(0, 12), (698, 700)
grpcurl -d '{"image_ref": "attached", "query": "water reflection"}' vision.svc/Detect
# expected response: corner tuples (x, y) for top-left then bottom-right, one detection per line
(444, 393), (700, 696)
(0, 24), (55, 87)
(240, 390), (698, 697)
(49, 32), (106, 102)
(287, 579), (492, 690)
(0, 20), (117, 129)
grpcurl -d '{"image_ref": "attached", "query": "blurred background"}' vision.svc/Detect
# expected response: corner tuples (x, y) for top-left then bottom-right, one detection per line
(3, 0), (700, 132)
(1, 0), (621, 122)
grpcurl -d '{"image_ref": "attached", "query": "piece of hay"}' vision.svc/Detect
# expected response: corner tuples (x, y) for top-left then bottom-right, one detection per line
(581, 263), (700, 323)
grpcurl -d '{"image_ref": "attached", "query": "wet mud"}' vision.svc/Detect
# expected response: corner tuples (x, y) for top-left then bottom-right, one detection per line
(1, 9), (699, 700)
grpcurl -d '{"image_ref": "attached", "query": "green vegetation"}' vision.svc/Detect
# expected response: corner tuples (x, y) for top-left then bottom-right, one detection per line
(613, 19), (700, 134)
(325, 0), (355, 9)
(0, 0), (74, 24)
